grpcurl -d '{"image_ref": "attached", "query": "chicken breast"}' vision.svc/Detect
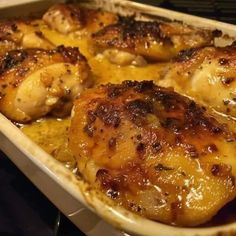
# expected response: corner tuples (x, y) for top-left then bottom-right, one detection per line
(0, 20), (53, 54)
(0, 46), (92, 122)
(69, 80), (236, 226)
(91, 17), (221, 65)
(43, 3), (118, 35)
(159, 44), (236, 119)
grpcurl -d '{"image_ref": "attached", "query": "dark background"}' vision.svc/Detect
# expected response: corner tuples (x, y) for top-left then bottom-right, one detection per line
(133, 0), (236, 24)
(1, 1), (236, 236)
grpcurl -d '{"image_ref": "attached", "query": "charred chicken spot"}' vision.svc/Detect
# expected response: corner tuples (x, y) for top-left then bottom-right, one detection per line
(175, 135), (183, 145)
(175, 48), (197, 62)
(95, 102), (121, 128)
(212, 29), (222, 38)
(129, 202), (142, 213)
(185, 144), (199, 158)
(125, 99), (153, 125)
(16, 67), (30, 77)
(83, 124), (94, 137)
(96, 169), (112, 187)
(154, 163), (174, 171)
(1, 84), (7, 89)
(218, 58), (229, 65)
(84, 110), (97, 136)
(225, 134), (236, 142)
(210, 126), (222, 134)
(136, 134), (142, 141)
(122, 80), (139, 89)
(107, 189), (119, 199)
(221, 77), (234, 86)
(136, 142), (145, 154)
(181, 171), (186, 177)
(133, 80), (155, 93)
(0, 50), (28, 75)
(124, 80), (155, 94)
(211, 163), (232, 177)
(34, 30), (44, 38)
(96, 169), (121, 197)
(11, 23), (18, 32)
(231, 40), (236, 47)
(87, 110), (96, 124)
(161, 117), (182, 132)
(154, 91), (181, 111)
(184, 101), (207, 126)
(57, 45), (85, 63)
(68, 4), (84, 22)
(171, 200), (183, 222)
(205, 144), (218, 153)
(108, 137), (116, 150)
(152, 142), (162, 153)
(107, 84), (123, 98)
(223, 100), (230, 106)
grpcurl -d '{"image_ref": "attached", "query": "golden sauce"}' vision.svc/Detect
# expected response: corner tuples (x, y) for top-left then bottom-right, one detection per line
(89, 56), (166, 85)
(20, 117), (76, 169)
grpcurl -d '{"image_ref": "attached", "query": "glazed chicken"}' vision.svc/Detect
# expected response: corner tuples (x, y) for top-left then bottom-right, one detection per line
(43, 4), (118, 35)
(0, 45), (92, 122)
(91, 17), (221, 65)
(159, 44), (236, 119)
(0, 20), (53, 55)
(69, 81), (236, 226)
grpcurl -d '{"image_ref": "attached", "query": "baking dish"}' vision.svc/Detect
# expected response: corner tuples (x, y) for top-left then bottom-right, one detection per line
(0, 0), (236, 235)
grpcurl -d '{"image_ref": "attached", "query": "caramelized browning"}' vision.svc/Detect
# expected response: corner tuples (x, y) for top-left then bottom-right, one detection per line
(92, 17), (219, 63)
(159, 43), (236, 118)
(69, 81), (236, 226)
(0, 46), (92, 122)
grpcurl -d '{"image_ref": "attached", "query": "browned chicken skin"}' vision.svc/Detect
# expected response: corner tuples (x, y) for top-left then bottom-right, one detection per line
(0, 20), (53, 55)
(69, 81), (236, 226)
(159, 43), (236, 119)
(43, 3), (118, 35)
(91, 17), (221, 64)
(0, 46), (92, 122)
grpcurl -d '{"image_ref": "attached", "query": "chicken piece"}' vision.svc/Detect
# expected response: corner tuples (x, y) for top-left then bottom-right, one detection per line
(42, 4), (117, 59)
(69, 80), (236, 226)
(0, 20), (53, 54)
(43, 4), (118, 35)
(92, 17), (221, 64)
(0, 45), (92, 123)
(159, 44), (236, 119)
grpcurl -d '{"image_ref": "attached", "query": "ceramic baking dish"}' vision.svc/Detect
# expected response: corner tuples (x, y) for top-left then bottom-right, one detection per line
(1, 1), (236, 235)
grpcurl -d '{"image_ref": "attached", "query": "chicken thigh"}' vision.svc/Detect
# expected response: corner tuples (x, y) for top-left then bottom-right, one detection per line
(0, 19), (53, 55)
(0, 46), (92, 122)
(159, 44), (236, 119)
(69, 80), (236, 226)
(91, 17), (221, 65)
(43, 3), (118, 35)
